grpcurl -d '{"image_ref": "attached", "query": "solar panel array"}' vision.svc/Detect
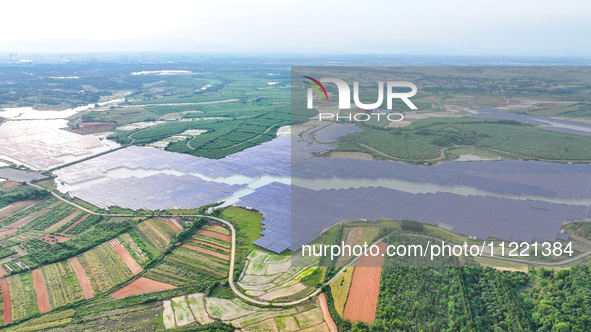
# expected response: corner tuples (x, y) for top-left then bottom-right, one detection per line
(54, 137), (291, 211)
(290, 186), (587, 250)
(54, 136), (291, 186)
(0, 119), (116, 170)
(238, 182), (291, 253)
(70, 174), (241, 210)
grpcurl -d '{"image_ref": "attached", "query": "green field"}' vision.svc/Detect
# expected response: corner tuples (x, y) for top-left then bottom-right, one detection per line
(41, 260), (85, 309)
(7, 272), (40, 322)
(77, 243), (133, 293)
(337, 117), (591, 162)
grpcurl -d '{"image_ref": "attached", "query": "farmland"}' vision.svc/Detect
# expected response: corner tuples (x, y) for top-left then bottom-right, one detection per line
(41, 261), (85, 309)
(161, 291), (330, 330)
(342, 242), (387, 325)
(76, 243), (134, 294)
(145, 223), (231, 286)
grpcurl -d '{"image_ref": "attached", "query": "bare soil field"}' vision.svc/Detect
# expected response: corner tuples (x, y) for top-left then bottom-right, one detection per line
(111, 277), (176, 299)
(0, 267), (8, 278)
(0, 278), (12, 323)
(69, 257), (94, 299)
(343, 242), (386, 324)
(32, 269), (51, 313)
(110, 240), (143, 275)
(1, 181), (21, 188)
(196, 229), (230, 242)
(39, 234), (72, 244)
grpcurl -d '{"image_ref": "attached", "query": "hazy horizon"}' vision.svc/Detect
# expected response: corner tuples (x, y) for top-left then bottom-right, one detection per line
(1, 0), (590, 56)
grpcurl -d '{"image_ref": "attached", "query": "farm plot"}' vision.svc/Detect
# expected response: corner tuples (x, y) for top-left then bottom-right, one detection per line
(31, 269), (50, 314)
(38, 234), (71, 244)
(108, 238), (143, 275)
(145, 225), (231, 286)
(237, 250), (320, 301)
(343, 242), (386, 324)
(1, 278), (11, 324)
(7, 272), (40, 322)
(76, 242), (134, 294)
(61, 215), (103, 235)
(0, 201), (35, 222)
(22, 203), (77, 231)
(47, 211), (85, 233)
(0, 198), (57, 228)
(162, 292), (327, 330)
(172, 296), (195, 327)
(111, 277), (176, 299)
(329, 267), (353, 316)
(165, 246), (228, 279)
(143, 260), (216, 287)
(118, 232), (151, 265)
(41, 260), (85, 309)
(69, 257), (94, 299)
(159, 217), (183, 235)
(135, 220), (170, 252)
(335, 227), (379, 268)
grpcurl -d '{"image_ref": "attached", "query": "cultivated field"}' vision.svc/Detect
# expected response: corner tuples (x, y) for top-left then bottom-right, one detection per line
(145, 224), (231, 286)
(237, 250), (321, 302)
(342, 242), (386, 324)
(111, 277), (176, 299)
(161, 292), (330, 330)
(41, 260), (85, 309)
(76, 243), (134, 294)
(329, 267), (353, 316)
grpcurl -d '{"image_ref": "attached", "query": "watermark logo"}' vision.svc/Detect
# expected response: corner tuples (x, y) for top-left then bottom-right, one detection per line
(305, 77), (418, 110)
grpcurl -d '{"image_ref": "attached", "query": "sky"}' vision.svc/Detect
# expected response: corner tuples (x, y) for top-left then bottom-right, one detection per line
(1, 0), (590, 56)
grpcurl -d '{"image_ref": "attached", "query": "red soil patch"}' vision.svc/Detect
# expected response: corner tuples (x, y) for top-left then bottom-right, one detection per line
(39, 234), (72, 244)
(0, 266), (8, 278)
(1, 181), (20, 188)
(319, 293), (338, 332)
(8, 208), (50, 229)
(148, 219), (170, 240)
(60, 213), (90, 234)
(0, 278), (12, 324)
(32, 269), (51, 313)
(182, 244), (229, 260)
(0, 229), (18, 237)
(196, 229), (230, 242)
(45, 210), (79, 232)
(69, 257), (94, 299)
(343, 242), (387, 324)
(111, 277), (176, 299)
(189, 239), (230, 252)
(111, 242), (143, 275)
(164, 218), (183, 232)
